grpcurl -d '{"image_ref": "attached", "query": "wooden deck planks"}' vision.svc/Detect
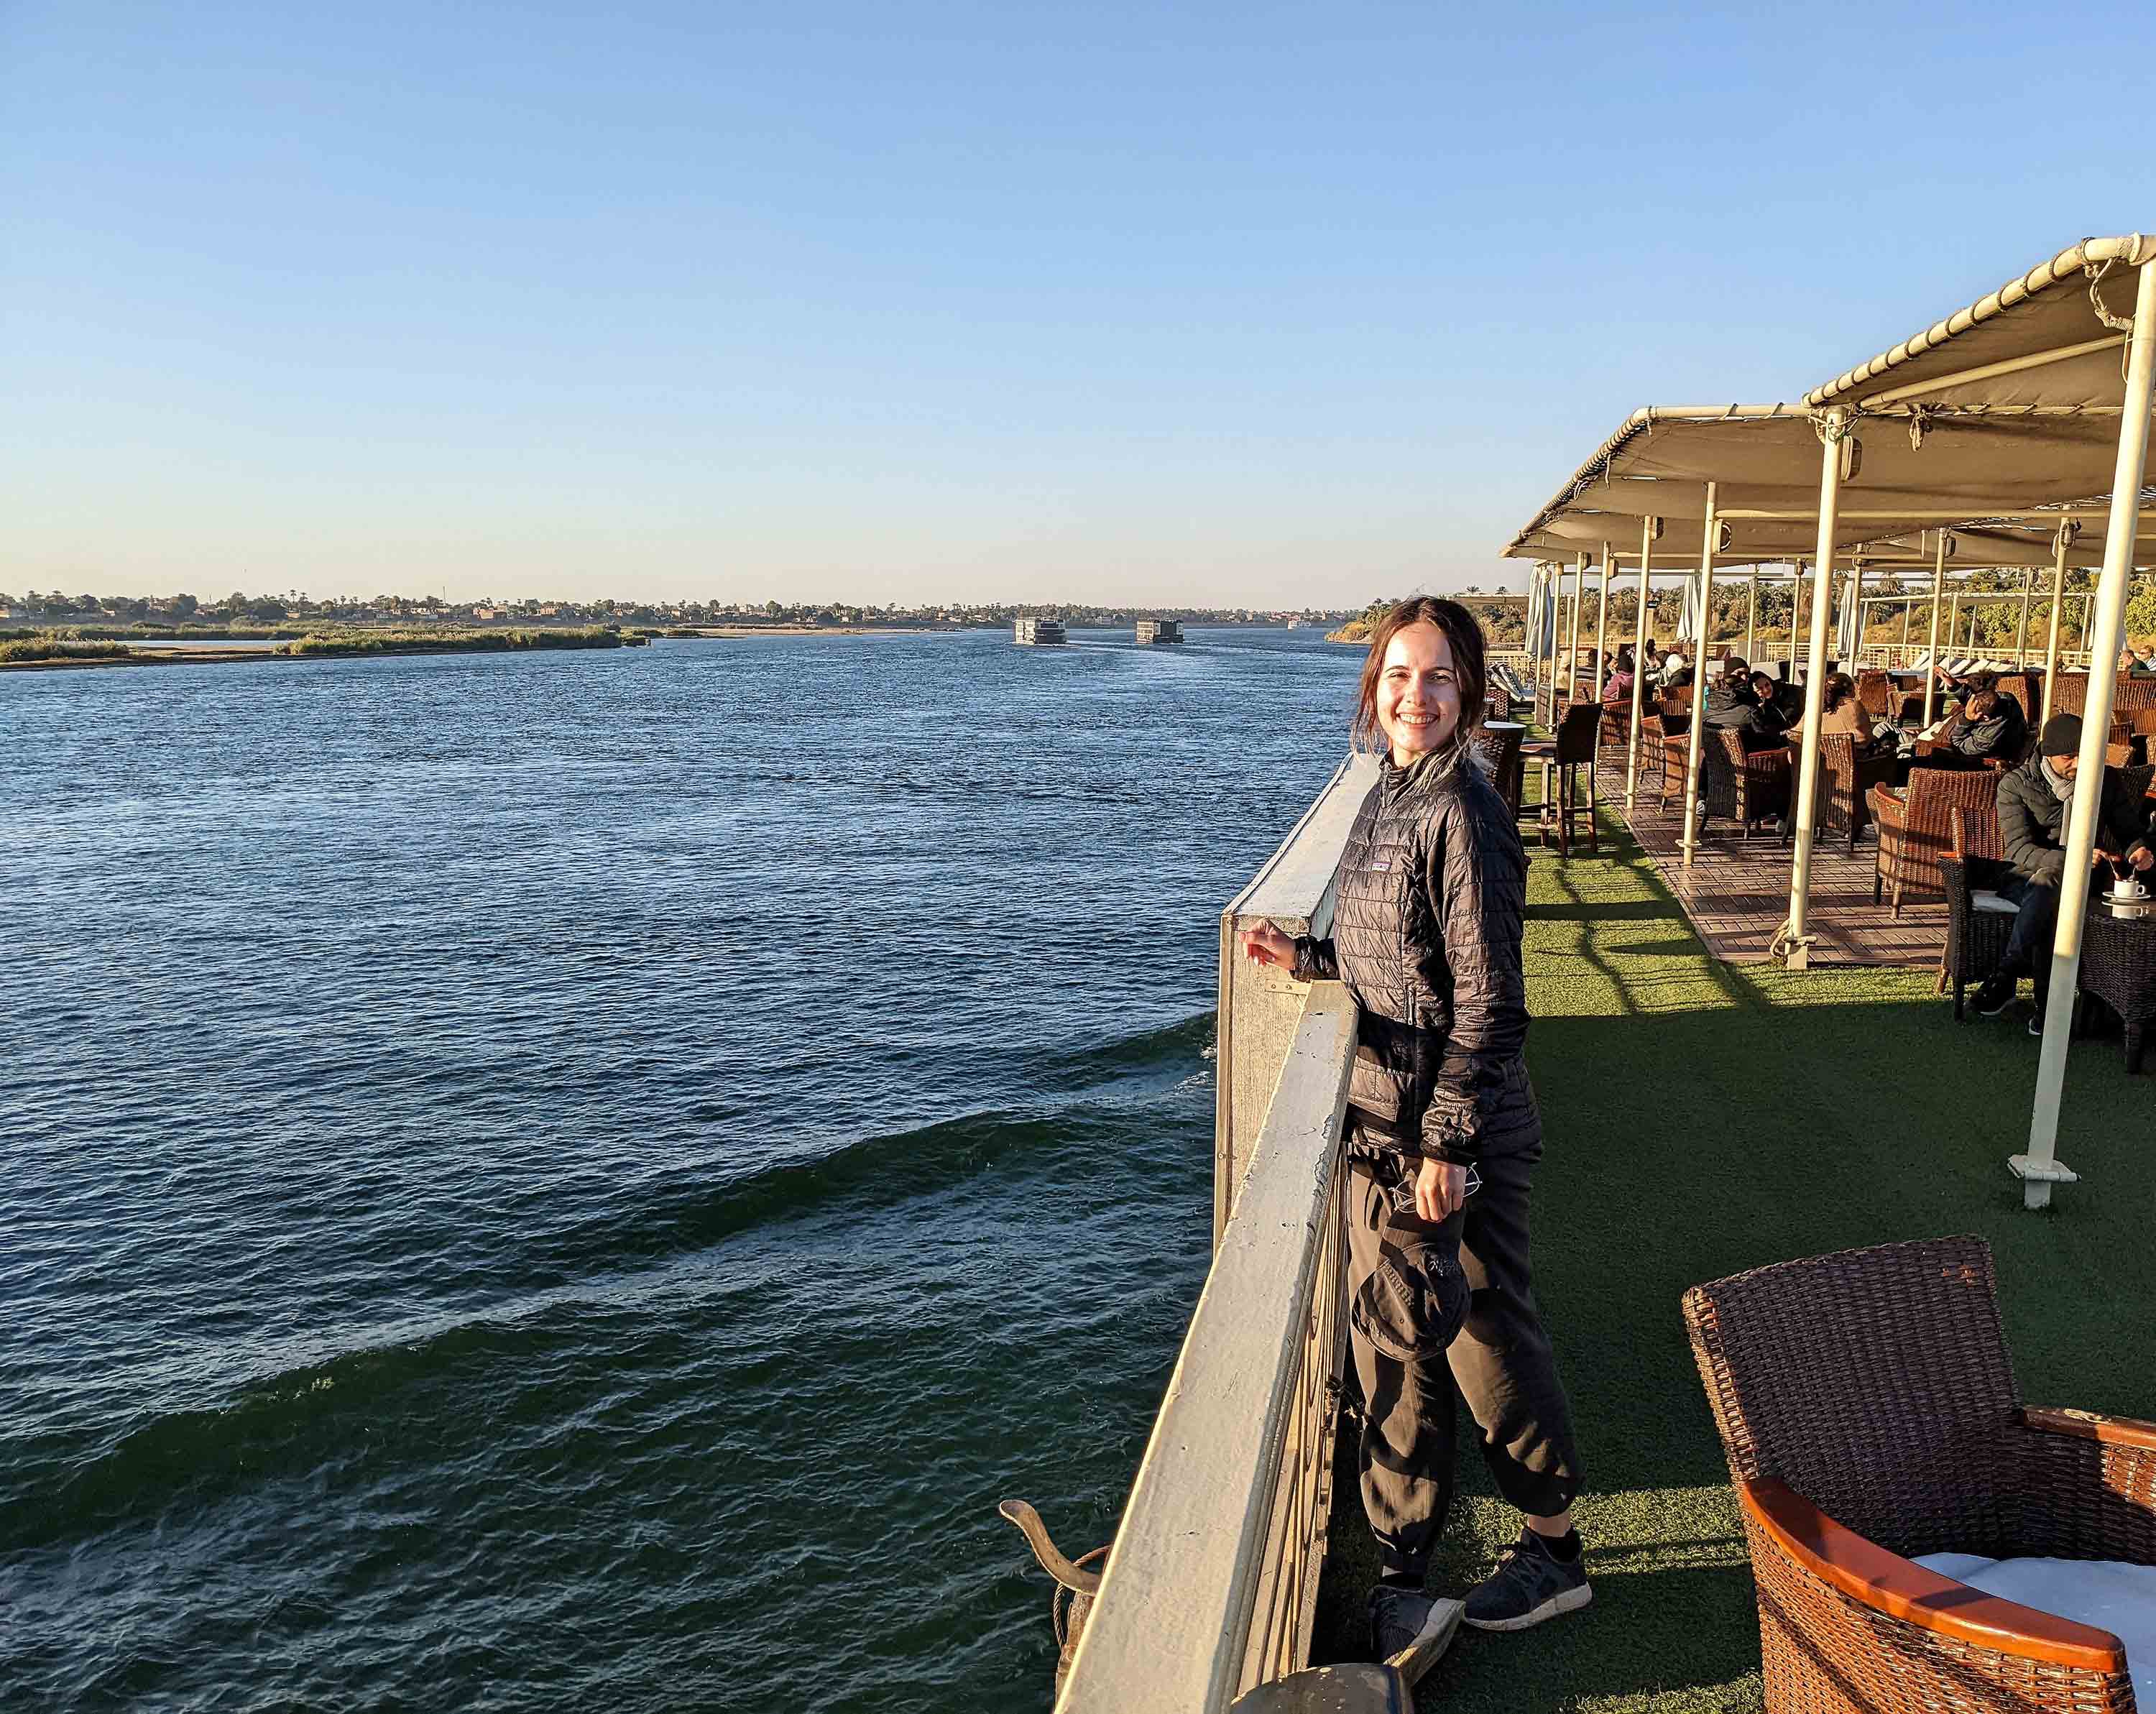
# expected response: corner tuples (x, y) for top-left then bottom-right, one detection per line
(1583, 749), (1948, 970)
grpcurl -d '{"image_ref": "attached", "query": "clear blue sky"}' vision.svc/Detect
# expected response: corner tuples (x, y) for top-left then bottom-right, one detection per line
(6, 1), (2154, 607)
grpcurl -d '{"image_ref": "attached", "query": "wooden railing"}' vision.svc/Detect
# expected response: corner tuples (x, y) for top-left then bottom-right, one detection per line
(1055, 757), (1372, 1713)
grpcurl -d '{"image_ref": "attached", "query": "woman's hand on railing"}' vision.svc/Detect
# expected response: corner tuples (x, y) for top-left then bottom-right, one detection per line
(1238, 922), (1300, 974)
(1416, 1158), (1468, 1222)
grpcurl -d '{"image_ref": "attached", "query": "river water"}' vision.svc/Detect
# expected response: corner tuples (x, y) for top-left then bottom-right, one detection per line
(2, 628), (1358, 1712)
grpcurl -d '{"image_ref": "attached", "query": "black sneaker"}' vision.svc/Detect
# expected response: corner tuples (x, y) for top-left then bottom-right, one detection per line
(1462, 1527), (1592, 1632)
(1973, 971), (2017, 1017)
(1368, 1585), (1460, 1677)
(2029, 1004), (2046, 1038)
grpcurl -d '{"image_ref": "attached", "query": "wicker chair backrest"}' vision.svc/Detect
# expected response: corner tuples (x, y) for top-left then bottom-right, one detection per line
(1994, 673), (2033, 717)
(1682, 1235), (2021, 1558)
(1855, 671), (1892, 718)
(1949, 803), (2003, 862)
(2115, 676), (2156, 712)
(1554, 701), (1601, 762)
(2051, 674), (2090, 715)
(1468, 722), (1523, 793)
(1899, 767), (2003, 898)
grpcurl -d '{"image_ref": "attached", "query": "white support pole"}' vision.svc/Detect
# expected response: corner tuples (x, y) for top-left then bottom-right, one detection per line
(1902, 583), (1915, 648)
(1623, 517), (1655, 810)
(1848, 556), (1865, 668)
(1595, 540), (1613, 699)
(1565, 550), (1587, 709)
(1541, 562), (1560, 727)
(1791, 559), (1806, 668)
(1922, 532), (1948, 729)
(2020, 256), (2156, 1209)
(1530, 563), (1549, 728)
(1777, 411), (1847, 970)
(1680, 484), (1718, 865)
(2017, 565), (2035, 665)
(1745, 568), (1759, 665)
(2042, 525), (2072, 721)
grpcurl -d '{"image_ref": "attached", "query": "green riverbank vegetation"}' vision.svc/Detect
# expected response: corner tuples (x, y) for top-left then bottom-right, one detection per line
(0, 635), (137, 663)
(276, 626), (643, 657)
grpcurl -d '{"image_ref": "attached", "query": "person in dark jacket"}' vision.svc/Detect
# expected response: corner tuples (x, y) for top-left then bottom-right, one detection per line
(1239, 596), (1586, 1660)
(1703, 659), (1757, 729)
(1938, 683), (2026, 765)
(1971, 714), (2155, 1024)
(1738, 671), (1793, 750)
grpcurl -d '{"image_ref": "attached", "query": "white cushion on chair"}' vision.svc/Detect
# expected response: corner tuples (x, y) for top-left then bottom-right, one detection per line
(1970, 890), (2019, 915)
(1916, 1553), (2156, 1705)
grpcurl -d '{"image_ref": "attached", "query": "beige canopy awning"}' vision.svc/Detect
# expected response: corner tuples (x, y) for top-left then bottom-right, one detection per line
(1505, 405), (2145, 567)
(1508, 240), (2156, 568)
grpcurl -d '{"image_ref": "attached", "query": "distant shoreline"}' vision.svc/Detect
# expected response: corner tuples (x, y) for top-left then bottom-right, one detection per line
(679, 625), (928, 639)
(2, 628), (642, 673)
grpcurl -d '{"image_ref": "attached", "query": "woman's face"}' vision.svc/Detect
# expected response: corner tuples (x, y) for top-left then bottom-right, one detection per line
(1376, 621), (1461, 764)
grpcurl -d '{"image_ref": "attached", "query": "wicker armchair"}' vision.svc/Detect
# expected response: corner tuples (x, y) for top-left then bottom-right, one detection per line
(1938, 806), (2019, 1019)
(1869, 767), (2000, 917)
(1815, 734), (1898, 854)
(1684, 1236), (2155, 1714)
(1715, 728), (1791, 839)
(1855, 671), (1893, 720)
(1468, 721), (1524, 819)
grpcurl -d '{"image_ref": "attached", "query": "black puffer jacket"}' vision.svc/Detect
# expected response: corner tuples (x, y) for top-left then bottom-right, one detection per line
(1292, 745), (1530, 1165)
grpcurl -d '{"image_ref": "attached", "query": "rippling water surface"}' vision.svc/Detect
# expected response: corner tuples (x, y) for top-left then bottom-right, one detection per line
(3, 629), (1358, 1711)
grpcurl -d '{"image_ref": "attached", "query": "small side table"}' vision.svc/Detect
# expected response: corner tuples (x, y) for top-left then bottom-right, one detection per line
(2078, 900), (2156, 1074)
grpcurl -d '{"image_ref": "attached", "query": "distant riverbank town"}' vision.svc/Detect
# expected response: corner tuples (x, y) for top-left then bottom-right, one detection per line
(0, 588), (1356, 635)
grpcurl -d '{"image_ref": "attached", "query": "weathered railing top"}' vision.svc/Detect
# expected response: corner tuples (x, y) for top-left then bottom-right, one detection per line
(1055, 757), (1373, 1713)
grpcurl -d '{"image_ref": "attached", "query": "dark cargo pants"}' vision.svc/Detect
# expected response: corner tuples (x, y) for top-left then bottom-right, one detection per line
(1345, 1065), (1582, 1580)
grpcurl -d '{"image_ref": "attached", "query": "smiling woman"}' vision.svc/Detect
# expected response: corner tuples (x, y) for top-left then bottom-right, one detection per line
(1238, 595), (1588, 1657)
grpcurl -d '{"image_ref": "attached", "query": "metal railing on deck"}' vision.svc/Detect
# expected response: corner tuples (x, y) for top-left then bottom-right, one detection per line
(1054, 757), (1373, 1713)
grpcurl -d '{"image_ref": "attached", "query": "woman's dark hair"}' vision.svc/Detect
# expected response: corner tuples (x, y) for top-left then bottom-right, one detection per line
(1823, 672), (1857, 712)
(1613, 645), (1635, 673)
(1353, 596), (1488, 755)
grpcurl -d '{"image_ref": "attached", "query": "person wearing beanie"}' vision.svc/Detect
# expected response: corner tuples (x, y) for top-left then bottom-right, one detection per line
(1973, 713), (2156, 1027)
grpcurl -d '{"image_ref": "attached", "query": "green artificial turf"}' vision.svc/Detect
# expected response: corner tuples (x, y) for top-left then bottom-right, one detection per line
(1308, 808), (2156, 1713)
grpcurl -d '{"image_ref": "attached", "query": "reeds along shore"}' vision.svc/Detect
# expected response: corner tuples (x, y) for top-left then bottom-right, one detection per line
(0, 626), (646, 670)
(277, 626), (638, 655)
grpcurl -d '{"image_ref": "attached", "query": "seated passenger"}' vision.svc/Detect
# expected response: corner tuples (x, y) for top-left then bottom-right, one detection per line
(1940, 683), (2026, 765)
(1971, 715), (2156, 1028)
(1703, 660), (1756, 729)
(1600, 646), (1635, 706)
(1818, 673), (1871, 739)
(1739, 672), (1792, 750)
